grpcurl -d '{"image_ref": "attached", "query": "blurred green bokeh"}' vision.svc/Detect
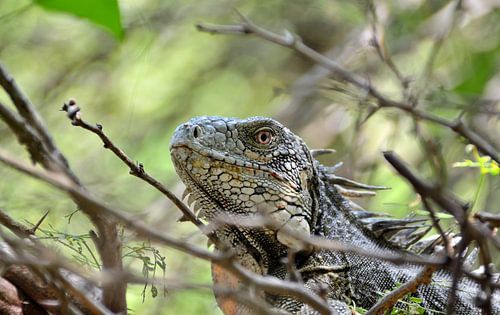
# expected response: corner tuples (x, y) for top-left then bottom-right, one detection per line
(0, 0), (498, 314)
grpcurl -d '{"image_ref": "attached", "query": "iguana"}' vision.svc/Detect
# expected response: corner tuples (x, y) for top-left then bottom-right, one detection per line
(170, 116), (499, 314)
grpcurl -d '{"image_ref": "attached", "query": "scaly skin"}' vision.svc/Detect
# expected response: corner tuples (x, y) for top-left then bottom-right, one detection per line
(170, 116), (498, 314)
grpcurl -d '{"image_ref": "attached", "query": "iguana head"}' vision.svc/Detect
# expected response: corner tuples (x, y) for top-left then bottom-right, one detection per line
(170, 116), (318, 250)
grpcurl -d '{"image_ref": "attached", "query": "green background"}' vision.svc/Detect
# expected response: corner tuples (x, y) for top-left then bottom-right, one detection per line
(0, 0), (498, 313)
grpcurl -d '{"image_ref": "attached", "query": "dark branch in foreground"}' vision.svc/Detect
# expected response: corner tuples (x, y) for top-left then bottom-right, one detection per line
(0, 148), (333, 315)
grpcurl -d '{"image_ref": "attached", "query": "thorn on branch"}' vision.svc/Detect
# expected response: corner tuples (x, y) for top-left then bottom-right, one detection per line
(28, 210), (50, 235)
(88, 230), (101, 250)
(310, 148), (336, 158)
(129, 162), (144, 176)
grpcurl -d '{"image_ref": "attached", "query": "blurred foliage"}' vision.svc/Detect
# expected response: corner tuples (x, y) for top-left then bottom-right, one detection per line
(0, 0), (499, 314)
(453, 144), (499, 176)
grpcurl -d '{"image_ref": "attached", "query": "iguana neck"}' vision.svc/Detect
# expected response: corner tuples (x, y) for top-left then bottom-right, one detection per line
(315, 167), (404, 252)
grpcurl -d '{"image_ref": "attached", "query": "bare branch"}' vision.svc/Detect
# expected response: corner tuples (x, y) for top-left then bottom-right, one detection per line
(0, 63), (77, 181)
(209, 214), (447, 267)
(367, 0), (408, 91)
(0, 101), (56, 169)
(0, 64), (61, 161)
(61, 99), (204, 229)
(366, 265), (438, 315)
(475, 212), (500, 228)
(196, 14), (499, 163)
(0, 208), (35, 238)
(416, 0), (463, 100)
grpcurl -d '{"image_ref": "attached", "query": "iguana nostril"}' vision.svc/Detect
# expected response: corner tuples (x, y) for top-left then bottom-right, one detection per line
(191, 125), (203, 139)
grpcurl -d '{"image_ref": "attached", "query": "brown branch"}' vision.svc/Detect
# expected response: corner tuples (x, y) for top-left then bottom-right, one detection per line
(476, 239), (494, 314)
(0, 229), (111, 315)
(0, 63), (76, 179)
(196, 14), (499, 163)
(366, 265), (438, 315)
(383, 151), (499, 249)
(2, 265), (110, 315)
(0, 101), (55, 169)
(0, 148), (219, 262)
(446, 238), (468, 315)
(209, 214), (446, 267)
(223, 263), (333, 315)
(0, 64), (60, 160)
(420, 198), (452, 255)
(0, 208), (34, 238)
(475, 212), (500, 228)
(367, 0), (408, 91)
(383, 151), (467, 222)
(416, 0), (463, 101)
(61, 99), (204, 229)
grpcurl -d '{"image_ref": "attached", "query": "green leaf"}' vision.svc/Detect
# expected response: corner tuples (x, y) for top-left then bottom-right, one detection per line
(454, 47), (499, 95)
(33, 0), (123, 39)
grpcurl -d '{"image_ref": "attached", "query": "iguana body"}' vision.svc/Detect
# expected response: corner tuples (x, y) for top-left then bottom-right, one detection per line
(170, 116), (498, 314)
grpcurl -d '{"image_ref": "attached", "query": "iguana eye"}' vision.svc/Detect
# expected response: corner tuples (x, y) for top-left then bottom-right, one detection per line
(255, 128), (273, 145)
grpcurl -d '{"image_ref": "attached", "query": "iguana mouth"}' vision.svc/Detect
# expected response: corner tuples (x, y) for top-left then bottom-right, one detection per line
(170, 145), (269, 221)
(171, 142), (314, 250)
(170, 144), (295, 189)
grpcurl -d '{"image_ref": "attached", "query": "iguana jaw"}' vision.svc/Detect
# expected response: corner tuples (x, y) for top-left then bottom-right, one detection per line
(170, 145), (305, 220)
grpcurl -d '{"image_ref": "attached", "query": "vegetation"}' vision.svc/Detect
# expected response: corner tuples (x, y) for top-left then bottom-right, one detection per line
(0, 0), (498, 314)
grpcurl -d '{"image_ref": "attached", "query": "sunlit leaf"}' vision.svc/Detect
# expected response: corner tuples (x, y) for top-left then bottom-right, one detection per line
(33, 0), (123, 39)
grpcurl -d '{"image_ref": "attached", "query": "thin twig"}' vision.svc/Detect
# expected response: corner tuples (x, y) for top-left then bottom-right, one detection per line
(61, 99), (204, 229)
(474, 212), (500, 228)
(421, 198), (451, 255)
(415, 0), (463, 103)
(210, 214), (446, 267)
(366, 265), (438, 315)
(367, 0), (408, 90)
